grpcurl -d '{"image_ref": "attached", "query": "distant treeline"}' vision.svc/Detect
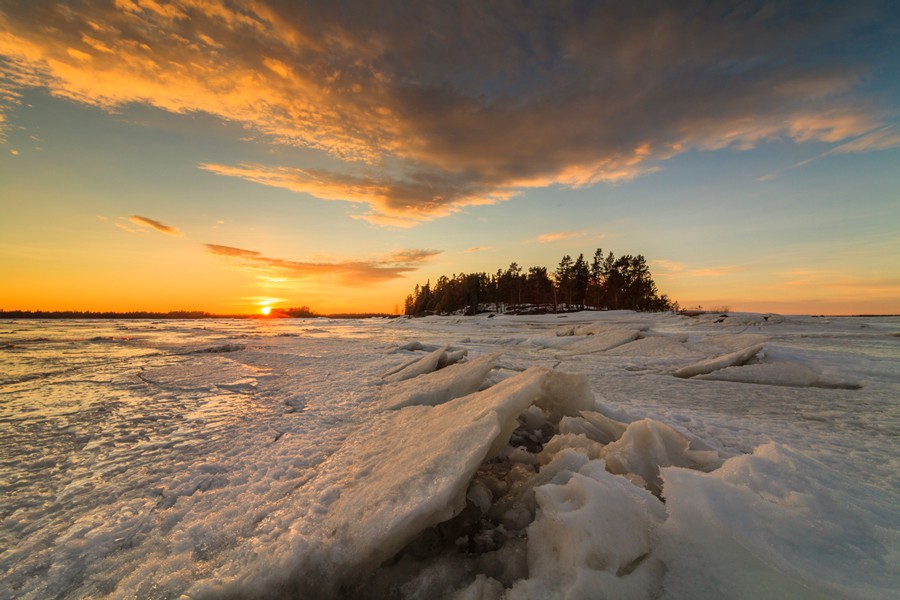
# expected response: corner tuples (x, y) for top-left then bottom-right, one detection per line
(0, 310), (237, 319)
(0, 308), (395, 320)
(404, 249), (676, 316)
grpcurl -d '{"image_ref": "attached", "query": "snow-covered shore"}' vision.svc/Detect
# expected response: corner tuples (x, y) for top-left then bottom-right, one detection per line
(1, 312), (897, 598)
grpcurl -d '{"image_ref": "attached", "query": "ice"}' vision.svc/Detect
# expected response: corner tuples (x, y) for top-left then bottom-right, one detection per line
(602, 419), (720, 495)
(657, 443), (898, 599)
(604, 334), (698, 358)
(451, 574), (504, 600)
(673, 342), (765, 378)
(694, 344), (864, 389)
(508, 460), (667, 600)
(565, 328), (643, 354)
(257, 367), (578, 595)
(383, 345), (467, 382)
(381, 353), (500, 409)
(1, 313), (897, 599)
(558, 410), (627, 445)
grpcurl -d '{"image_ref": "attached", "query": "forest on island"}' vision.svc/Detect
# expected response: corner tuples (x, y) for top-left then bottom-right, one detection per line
(404, 249), (677, 317)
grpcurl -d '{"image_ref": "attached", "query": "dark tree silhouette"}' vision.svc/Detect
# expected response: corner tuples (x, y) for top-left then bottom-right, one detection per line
(403, 248), (675, 316)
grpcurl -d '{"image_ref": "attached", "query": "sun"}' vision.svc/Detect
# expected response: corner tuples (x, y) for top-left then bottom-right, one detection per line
(260, 306), (272, 316)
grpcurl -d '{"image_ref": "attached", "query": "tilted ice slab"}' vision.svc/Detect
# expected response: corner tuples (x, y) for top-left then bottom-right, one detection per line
(563, 329), (643, 354)
(675, 342), (864, 389)
(673, 343), (765, 378)
(694, 344), (864, 389)
(214, 367), (594, 597)
(604, 334), (699, 359)
(381, 354), (500, 409)
(383, 346), (467, 383)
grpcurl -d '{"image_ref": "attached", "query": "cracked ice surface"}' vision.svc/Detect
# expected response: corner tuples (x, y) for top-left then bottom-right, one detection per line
(0, 312), (897, 599)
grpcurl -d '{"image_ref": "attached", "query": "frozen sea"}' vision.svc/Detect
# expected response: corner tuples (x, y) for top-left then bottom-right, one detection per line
(1, 311), (897, 599)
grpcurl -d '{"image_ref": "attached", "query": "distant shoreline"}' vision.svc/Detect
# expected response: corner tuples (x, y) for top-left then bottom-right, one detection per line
(0, 310), (397, 320)
(1, 310), (896, 320)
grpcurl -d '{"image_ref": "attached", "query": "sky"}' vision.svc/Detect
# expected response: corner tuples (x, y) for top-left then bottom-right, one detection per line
(1, 1), (899, 315)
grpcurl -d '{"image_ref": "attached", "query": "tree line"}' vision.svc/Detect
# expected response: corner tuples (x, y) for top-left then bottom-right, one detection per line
(403, 249), (677, 316)
(0, 310), (224, 319)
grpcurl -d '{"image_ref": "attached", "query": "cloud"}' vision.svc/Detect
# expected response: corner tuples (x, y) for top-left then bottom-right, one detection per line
(198, 162), (512, 227)
(203, 243), (440, 283)
(775, 269), (900, 300)
(653, 260), (748, 277)
(129, 215), (183, 236)
(652, 259), (686, 273)
(1, 2), (897, 222)
(464, 246), (492, 253)
(762, 123), (900, 179)
(687, 266), (749, 277)
(536, 231), (587, 244)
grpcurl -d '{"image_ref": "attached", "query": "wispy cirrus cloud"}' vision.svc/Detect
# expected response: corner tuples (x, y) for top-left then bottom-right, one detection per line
(760, 123), (900, 180)
(203, 243), (441, 283)
(1, 2), (897, 224)
(653, 260), (748, 277)
(464, 246), (492, 253)
(775, 269), (900, 302)
(129, 215), (183, 236)
(536, 231), (588, 244)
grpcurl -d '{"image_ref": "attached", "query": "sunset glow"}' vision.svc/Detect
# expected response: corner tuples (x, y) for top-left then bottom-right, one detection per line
(1, 2), (898, 315)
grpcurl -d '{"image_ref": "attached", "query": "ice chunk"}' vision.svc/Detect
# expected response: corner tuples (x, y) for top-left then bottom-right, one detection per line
(531, 369), (594, 423)
(657, 443), (897, 599)
(538, 433), (604, 465)
(382, 354), (499, 409)
(382, 346), (451, 382)
(569, 322), (650, 336)
(306, 367), (559, 586)
(508, 460), (666, 600)
(673, 343), (765, 378)
(565, 329), (643, 354)
(604, 335), (699, 358)
(439, 349), (469, 369)
(450, 575), (504, 600)
(697, 359), (863, 389)
(602, 419), (720, 495)
(488, 449), (593, 532)
(559, 410), (629, 445)
(578, 410), (628, 444)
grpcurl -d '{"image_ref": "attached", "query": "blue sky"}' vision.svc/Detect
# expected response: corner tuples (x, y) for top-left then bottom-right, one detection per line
(1, 1), (898, 314)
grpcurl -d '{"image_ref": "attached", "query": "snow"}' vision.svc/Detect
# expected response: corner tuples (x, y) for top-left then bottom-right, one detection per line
(657, 443), (898, 599)
(1, 312), (898, 599)
(510, 460), (667, 600)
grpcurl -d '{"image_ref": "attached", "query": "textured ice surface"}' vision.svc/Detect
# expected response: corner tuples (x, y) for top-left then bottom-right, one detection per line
(1, 313), (897, 599)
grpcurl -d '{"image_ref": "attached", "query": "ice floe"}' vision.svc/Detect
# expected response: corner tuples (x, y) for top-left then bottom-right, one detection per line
(1, 312), (896, 599)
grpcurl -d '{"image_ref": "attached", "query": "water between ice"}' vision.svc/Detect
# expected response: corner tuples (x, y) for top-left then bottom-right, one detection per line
(0, 312), (897, 598)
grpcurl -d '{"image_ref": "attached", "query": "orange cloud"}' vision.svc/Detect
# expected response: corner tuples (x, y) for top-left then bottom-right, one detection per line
(129, 215), (183, 236)
(203, 243), (441, 283)
(537, 231), (587, 244)
(653, 260), (748, 278)
(687, 266), (749, 277)
(198, 162), (513, 227)
(1, 2), (896, 223)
